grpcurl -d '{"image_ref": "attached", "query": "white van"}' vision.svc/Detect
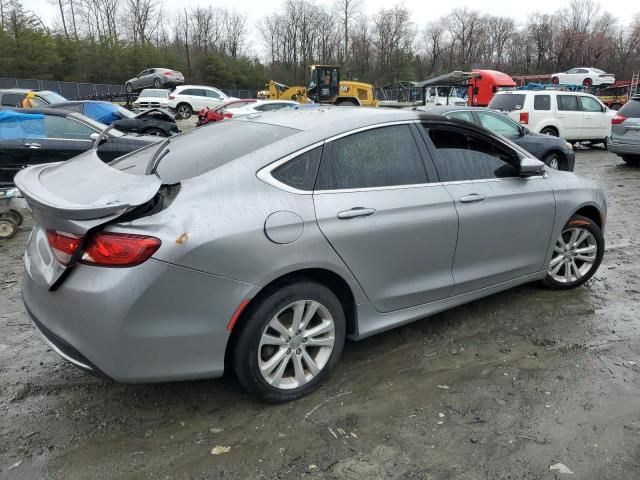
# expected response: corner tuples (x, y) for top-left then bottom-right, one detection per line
(488, 90), (613, 142)
(424, 86), (467, 106)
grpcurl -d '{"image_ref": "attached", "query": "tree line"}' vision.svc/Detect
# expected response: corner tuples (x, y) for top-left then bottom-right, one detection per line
(0, 0), (638, 91)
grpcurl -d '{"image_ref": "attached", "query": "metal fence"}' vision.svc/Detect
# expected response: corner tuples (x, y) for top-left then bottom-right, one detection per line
(0, 78), (257, 101)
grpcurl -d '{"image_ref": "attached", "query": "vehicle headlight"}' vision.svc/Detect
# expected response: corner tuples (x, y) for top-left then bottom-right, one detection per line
(564, 141), (573, 151)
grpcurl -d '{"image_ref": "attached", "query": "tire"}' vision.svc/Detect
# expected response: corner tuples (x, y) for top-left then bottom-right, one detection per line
(153, 77), (161, 88)
(232, 281), (346, 403)
(336, 100), (358, 106)
(0, 218), (17, 239)
(176, 103), (192, 119)
(143, 127), (167, 137)
(540, 127), (558, 137)
(0, 209), (23, 227)
(622, 156), (640, 166)
(542, 151), (565, 170)
(583, 78), (592, 87)
(552, 77), (559, 85)
(542, 215), (604, 290)
(125, 83), (133, 94)
(610, 103), (623, 111)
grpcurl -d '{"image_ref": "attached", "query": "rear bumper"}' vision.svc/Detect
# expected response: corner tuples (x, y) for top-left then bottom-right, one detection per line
(23, 258), (256, 383)
(608, 138), (640, 157)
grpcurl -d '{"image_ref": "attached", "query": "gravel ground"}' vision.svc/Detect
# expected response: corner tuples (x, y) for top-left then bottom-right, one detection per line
(1, 148), (639, 480)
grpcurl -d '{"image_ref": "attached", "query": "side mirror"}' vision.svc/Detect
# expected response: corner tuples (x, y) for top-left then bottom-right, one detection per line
(519, 156), (545, 176)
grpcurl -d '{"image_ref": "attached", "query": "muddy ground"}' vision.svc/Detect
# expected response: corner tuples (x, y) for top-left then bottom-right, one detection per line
(1, 148), (639, 480)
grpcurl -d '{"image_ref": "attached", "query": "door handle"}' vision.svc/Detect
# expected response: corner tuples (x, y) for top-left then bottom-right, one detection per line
(337, 207), (376, 220)
(24, 142), (42, 149)
(459, 193), (487, 203)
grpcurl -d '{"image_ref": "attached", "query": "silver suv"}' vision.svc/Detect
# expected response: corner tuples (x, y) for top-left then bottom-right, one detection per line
(608, 96), (640, 165)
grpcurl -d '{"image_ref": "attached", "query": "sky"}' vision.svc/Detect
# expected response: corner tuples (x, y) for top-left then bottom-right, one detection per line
(20, 0), (640, 56)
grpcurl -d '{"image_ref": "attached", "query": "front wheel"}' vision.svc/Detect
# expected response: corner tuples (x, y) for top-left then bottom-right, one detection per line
(232, 281), (346, 402)
(0, 209), (23, 227)
(336, 100), (358, 106)
(125, 83), (133, 94)
(0, 218), (17, 239)
(552, 77), (559, 85)
(143, 127), (167, 137)
(583, 78), (593, 87)
(542, 215), (604, 290)
(153, 77), (162, 88)
(540, 127), (559, 137)
(543, 152), (564, 170)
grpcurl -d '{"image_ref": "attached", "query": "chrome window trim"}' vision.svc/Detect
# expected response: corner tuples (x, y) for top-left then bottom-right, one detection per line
(257, 119), (545, 195)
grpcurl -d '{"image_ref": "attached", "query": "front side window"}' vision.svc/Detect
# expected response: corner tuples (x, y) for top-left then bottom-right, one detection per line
(557, 95), (579, 111)
(272, 147), (322, 191)
(534, 95), (551, 110)
(446, 111), (475, 123)
(44, 116), (96, 139)
(427, 127), (519, 181)
(477, 111), (520, 137)
(566, 69), (578, 74)
(579, 96), (603, 112)
(315, 125), (428, 190)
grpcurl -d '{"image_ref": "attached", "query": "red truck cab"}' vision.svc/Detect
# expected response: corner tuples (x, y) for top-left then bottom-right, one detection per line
(467, 70), (517, 106)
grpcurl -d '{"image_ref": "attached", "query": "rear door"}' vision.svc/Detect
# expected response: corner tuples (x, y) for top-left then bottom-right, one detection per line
(579, 95), (610, 140)
(421, 124), (555, 294)
(556, 95), (584, 139)
(313, 123), (459, 313)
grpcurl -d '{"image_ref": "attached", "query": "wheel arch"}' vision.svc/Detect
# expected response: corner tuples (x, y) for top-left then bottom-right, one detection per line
(335, 96), (361, 106)
(224, 267), (358, 369)
(572, 203), (604, 229)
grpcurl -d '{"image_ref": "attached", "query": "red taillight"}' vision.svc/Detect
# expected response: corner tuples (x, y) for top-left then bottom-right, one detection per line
(164, 71), (173, 76)
(169, 95), (175, 100)
(519, 112), (529, 124)
(81, 232), (161, 267)
(612, 114), (627, 125)
(46, 229), (83, 266)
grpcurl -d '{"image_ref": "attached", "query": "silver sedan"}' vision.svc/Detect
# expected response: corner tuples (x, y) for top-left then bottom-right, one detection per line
(16, 108), (606, 402)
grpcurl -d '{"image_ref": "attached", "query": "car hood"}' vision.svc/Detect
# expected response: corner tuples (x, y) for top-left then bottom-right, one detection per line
(134, 108), (175, 122)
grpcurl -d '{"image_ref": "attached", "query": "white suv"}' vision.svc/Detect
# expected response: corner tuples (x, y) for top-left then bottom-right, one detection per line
(488, 90), (613, 143)
(168, 85), (237, 119)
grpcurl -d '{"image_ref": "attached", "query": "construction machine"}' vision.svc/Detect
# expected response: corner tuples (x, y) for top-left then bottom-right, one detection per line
(262, 65), (377, 107)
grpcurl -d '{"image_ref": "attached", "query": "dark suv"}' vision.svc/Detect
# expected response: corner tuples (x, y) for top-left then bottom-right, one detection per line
(608, 96), (640, 165)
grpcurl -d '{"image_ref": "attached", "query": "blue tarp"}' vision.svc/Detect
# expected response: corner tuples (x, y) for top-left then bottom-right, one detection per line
(84, 102), (120, 124)
(0, 110), (45, 139)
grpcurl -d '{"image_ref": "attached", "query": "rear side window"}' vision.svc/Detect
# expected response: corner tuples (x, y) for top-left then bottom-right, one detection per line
(1, 93), (24, 107)
(110, 121), (298, 183)
(315, 125), (428, 190)
(180, 89), (205, 96)
(618, 99), (640, 117)
(446, 111), (476, 123)
(488, 94), (525, 111)
(427, 128), (519, 181)
(557, 95), (579, 111)
(534, 95), (551, 110)
(272, 147), (322, 191)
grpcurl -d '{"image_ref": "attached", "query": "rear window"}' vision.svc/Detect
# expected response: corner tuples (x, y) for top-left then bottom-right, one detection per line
(488, 94), (525, 111)
(110, 120), (298, 183)
(619, 99), (640, 117)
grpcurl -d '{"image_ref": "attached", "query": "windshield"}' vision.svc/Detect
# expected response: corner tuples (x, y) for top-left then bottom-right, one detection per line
(488, 94), (526, 111)
(38, 91), (68, 104)
(138, 89), (169, 99)
(109, 120), (299, 183)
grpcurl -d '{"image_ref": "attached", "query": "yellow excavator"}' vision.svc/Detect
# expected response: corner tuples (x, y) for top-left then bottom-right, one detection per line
(261, 65), (377, 107)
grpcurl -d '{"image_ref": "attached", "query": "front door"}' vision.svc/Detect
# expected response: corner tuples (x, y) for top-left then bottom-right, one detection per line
(422, 124), (556, 295)
(313, 123), (459, 313)
(579, 95), (610, 140)
(556, 95), (584, 139)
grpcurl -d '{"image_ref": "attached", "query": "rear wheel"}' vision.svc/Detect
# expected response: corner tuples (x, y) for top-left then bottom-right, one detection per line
(542, 215), (604, 290)
(552, 77), (559, 85)
(125, 83), (133, 94)
(232, 281), (346, 403)
(0, 218), (17, 239)
(336, 100), (358, 106)
(176, 103), (192, 119)
(143, 127), (167, 137)
(583, 78), (593, 87)
(0, 209), (23, 227)
(540, 127), (558, 137)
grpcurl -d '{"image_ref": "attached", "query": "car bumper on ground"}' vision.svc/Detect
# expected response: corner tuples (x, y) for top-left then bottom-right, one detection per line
(608, 138), (640, 157)
(23, 258), (256, 383)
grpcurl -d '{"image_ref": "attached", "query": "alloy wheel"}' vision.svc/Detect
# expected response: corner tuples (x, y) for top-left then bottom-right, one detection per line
(258, 300), (335, 390)
(548, 227), (597, 284)
(177, 105), (191, 119)
(547, 155), (559, 169)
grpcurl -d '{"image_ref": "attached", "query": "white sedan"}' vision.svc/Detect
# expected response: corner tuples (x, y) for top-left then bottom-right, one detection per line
(551, 68), (615, 87)
(230, 100), (299, 117)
